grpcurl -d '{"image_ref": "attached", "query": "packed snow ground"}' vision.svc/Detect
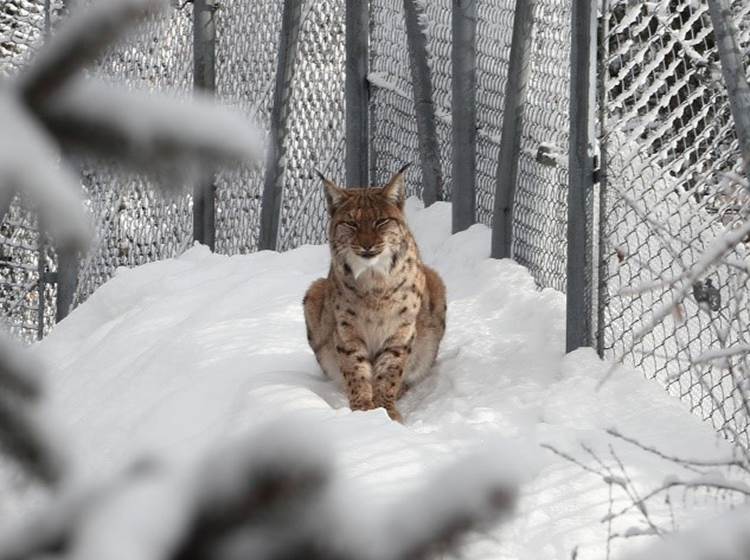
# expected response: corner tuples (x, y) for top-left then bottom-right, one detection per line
(3, 199), (743, 559)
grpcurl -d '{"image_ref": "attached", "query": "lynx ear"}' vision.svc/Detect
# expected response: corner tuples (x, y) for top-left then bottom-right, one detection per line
(316, 170), (347, 214)
(382, 163), (411, 208)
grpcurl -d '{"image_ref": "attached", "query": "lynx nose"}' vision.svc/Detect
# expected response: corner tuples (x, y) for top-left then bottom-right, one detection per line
(359, 246), (381, 259)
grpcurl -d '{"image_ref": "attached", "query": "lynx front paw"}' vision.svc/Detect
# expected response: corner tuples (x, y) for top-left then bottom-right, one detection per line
(384, 404), (403, 423)
(349, 397), (375, 412)
(376, 404), (404, 424)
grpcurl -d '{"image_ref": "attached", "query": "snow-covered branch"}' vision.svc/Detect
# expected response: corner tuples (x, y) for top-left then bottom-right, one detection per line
(0, 0), (263, 244)
(0, 88), (90, 249)
(37, 78), (264, 188)
(0, 418), (522, 560)
(0, 331), (66, 485)
(19, 0), (168, 108)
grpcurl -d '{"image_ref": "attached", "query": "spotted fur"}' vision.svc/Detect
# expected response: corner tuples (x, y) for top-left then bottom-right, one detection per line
(303, 166), (446, 421)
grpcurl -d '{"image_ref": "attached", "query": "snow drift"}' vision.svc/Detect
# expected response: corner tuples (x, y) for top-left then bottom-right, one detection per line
(1, 199), (741, 559)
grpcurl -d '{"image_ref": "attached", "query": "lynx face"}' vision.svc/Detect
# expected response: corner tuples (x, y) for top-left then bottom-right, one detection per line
(322, 169), (410, 280)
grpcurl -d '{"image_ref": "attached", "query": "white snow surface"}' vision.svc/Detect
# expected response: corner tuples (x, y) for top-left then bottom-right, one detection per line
(2, 199), (741, 559)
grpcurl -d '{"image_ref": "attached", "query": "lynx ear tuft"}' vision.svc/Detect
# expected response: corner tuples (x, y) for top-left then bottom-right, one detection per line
(317, 170), (347, 214)
(382, 163), (411, 208)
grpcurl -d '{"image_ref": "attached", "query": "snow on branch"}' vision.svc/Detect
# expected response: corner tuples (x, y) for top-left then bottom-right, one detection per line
(606, 428), (749, 472)
(37, 78), (264, 188)
(18, 0), (168, 108)
(0, 417), (524, 560)
(598, 216), (750, 389)
(0, 334), (43, 399)
(0, 330), (68, 485)
(380, 447), (520, 560)
(0, 390), (68, 486)
(0, 0), (264, 245)
(0, 88), (90, 249)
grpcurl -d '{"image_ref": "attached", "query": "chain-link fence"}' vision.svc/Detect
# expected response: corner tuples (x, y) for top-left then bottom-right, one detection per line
(76, 0), (346, 302)
(2, 0), (575, 338)
(369, 0), (571, 292)
(3, 0), (750, 459)
(599, 0), (750, 450)
(0, 0), (57, 343)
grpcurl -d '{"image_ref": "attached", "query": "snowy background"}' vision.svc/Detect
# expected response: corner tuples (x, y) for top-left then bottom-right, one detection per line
(1, 199), (742, 559)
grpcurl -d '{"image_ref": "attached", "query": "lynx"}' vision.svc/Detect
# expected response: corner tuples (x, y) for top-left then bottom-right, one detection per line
(303, 165), (446, 421)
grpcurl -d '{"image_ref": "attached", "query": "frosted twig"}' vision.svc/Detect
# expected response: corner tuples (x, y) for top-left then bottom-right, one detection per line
(607, 476), (750, 526)
(540, 443), (603, 477)
(610, 185), (685, 267)
(606, 428), (749, 473)
(608, 444), (666, 537)
(599, 216), (750, 389)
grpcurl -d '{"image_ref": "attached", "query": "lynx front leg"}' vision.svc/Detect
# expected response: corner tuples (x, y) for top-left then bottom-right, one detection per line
(372, 327), (415, 422)
(335, 333), (374, 412)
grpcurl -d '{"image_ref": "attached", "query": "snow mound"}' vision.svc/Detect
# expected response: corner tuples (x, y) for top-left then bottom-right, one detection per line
(4, 199), (740, 559)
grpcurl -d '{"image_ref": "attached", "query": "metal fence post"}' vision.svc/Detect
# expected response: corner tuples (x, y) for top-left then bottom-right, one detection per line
(259, 0), (302, 250)
(55, 247), (77, 322)
(707, 0), (750, 179)
(567, 0), (596, 352)
(403, 0), (442, 205)
(193, 0), (217, 250)
(346, 0), (369, 188)
(41, 0), (78, 325)
(36, 237), (45, 340)
(596, 0), (610, 357)
(451, 0), (476, 233)
(491, 0), (534, 259)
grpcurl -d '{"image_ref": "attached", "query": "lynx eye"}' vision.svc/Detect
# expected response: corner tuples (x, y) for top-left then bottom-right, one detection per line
(338, 221), (358, 231)
(374, 218), (392, 229)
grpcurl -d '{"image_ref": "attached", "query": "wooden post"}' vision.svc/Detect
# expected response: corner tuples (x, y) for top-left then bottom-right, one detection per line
(345, 0), (369, 187)
(193, 0), (217, 250)
(451, 0), (476, 232)
(707, 0), (750, 180)
(491, 0), (535, 259)
(403, 0), (442, 205)
(259, 0), (302, 250)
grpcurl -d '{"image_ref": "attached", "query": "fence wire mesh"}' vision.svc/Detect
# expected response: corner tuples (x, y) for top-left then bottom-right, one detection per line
(73, 0), (345, 295)
(276, 0), (346, 251)
(0, 0), (59, 342)
(1, 0), (45, 77)
(73, 5), (194, 304)
(212, 0), (279, 255)
(3, 0), (750, 466)
(599, 0), (750, 451)
(369, 0), (571, 292)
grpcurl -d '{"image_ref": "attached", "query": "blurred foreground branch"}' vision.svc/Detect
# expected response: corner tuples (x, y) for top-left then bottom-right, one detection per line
(0, 0), (262, 247)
